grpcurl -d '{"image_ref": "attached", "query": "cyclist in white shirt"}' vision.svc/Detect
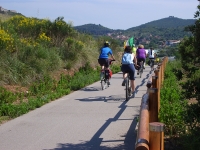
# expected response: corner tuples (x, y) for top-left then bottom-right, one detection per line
(147, 47), (156, 70)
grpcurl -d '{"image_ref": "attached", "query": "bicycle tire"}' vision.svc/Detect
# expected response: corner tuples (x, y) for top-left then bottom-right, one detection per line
(101, 79), (106, 90)
(125, 78), (129, 101)
(150, 60), (154, 71)
(125, 77), (131, 101)
(139, 61), (143, 78)
(139, 68), (143, 78)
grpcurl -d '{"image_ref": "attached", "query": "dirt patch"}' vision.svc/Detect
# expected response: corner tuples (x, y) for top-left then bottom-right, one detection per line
(3, 85), (28, 93)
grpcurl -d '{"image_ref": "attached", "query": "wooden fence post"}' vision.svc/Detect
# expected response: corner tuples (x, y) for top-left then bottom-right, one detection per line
(149, 88), (158, 123)
(154, 70), (160, 111)
(149, 122), (165, 150)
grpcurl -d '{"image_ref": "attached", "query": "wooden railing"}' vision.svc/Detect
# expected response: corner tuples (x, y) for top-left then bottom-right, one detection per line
(135, 57), (168, 150)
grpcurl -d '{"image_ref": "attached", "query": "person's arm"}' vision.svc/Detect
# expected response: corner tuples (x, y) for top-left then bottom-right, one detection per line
(147, 50), (149, 58)
(111, 54), (115, 60)
(154, 52), (157, 58)
(109, 49), (115, 60)
(136, 49), (138, 58)
(144, 50), (147, 58)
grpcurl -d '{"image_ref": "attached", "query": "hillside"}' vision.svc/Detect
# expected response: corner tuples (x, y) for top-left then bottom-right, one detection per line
(74, 16), (195, 35)
(74, 23), (123, 36)
(74, 16), (195, 47)
(128, 16), (195, 29)
(0, 11), (23, 21)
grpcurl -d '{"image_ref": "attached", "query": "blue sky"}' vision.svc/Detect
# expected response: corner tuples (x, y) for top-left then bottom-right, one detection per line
(1, 0), (199, 30)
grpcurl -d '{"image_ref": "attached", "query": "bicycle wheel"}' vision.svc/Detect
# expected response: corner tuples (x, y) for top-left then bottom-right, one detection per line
(107, 79), (110, 87)
(101, 79), (106, 90)
(150, 60), (153, 71)
(139, 61), (143, 78)
(139, 68), (143, 78)
(125, 77), (131, 101)
(100, 72), (104, 80)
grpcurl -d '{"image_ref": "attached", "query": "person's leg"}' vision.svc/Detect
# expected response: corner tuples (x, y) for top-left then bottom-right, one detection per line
(142, 58), (145, 69)
(152, 59), (155, 69)
(128, 64), (136, 93)
(137, 58), (141, 75)
(121, 65), (127, 86)
(104, 59), (111, 84)
(98, 58), (105, 70)
(130, 80), (135, 93)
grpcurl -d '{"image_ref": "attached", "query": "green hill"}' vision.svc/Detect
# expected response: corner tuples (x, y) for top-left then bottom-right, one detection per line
(129, 16), (195, 29)
(74, 16), (195, 47)
(74, 23), (121, 36)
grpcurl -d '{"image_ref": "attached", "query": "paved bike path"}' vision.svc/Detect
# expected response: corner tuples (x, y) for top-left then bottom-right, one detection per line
(0, 66), (153, 150)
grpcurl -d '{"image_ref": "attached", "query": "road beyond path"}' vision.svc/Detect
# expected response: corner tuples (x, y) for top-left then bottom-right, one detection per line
(0, 66), (153, 150)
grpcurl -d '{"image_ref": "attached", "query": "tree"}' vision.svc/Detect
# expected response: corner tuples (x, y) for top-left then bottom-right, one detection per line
(179, 5), (200, 102)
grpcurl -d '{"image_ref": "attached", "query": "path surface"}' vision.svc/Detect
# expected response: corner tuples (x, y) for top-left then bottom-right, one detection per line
(0, 66), (153, 150)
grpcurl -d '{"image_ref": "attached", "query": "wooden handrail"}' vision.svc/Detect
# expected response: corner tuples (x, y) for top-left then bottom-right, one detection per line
(135, 93), (149, 150)
(136, 56), (168, 150)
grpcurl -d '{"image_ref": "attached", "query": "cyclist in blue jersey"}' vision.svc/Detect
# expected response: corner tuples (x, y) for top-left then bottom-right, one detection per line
(98, 41), (115, 69)
(98, 41), (115, 84)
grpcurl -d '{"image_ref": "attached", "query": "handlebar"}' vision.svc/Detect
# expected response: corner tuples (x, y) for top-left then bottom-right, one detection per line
(108, 59), (115, 65)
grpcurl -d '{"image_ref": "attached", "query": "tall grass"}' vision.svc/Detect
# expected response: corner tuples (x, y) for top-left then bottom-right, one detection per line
(0, 15), (121, 123)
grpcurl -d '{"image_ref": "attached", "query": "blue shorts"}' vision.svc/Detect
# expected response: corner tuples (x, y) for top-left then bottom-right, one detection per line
(121, 64), (135, 80)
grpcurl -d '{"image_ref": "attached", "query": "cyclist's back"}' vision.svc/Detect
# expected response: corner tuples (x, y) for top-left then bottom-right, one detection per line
(98, 41), (115, 69)
(136, 45), (146, 74)
(99, 47), (112, 59)
(148, 47), (156, 59)
(147, 47), (156, 70)
(136, 45), (146, 60)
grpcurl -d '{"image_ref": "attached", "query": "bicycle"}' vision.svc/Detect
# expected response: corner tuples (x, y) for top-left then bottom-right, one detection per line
(123, 72), (131, 101)
(100, 59), (115, 90)
(149, 58), (155, 71)
(138, 61), (144, 78)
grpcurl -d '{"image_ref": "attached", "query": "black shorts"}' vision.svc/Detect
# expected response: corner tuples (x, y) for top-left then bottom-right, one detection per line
(98, 58), (109, 68)
(137, 58), (146, 66)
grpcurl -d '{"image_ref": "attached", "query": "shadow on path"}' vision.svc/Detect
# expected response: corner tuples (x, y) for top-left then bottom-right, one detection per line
(135, 72), (150, 93)
(80, 86), (101, 91)
(43, 71), (151, 150)
(45, 99), (139, 150)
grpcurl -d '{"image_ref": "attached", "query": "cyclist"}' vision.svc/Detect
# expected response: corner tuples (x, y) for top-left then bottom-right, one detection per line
(147, 47), (156, 70)
(98, 41), (115, 84)
(136, 44), (146, 75)
(121, 46), (138, 97)
(132, 44), (137, 55)
(155, 57), (160, 64)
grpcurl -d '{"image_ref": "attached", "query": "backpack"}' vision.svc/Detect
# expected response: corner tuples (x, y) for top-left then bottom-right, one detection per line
(105, 69), (112, 79)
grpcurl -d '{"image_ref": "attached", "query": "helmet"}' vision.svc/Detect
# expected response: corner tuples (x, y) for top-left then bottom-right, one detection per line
(104, 41), (110, 47)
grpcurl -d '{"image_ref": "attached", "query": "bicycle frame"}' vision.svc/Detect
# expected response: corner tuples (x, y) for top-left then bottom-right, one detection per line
(100, 59), (115, 90)
(100, 69), (109, 90)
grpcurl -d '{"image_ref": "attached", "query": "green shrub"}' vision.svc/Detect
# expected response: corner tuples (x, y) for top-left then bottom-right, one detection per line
(159, 61), (187, 137)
